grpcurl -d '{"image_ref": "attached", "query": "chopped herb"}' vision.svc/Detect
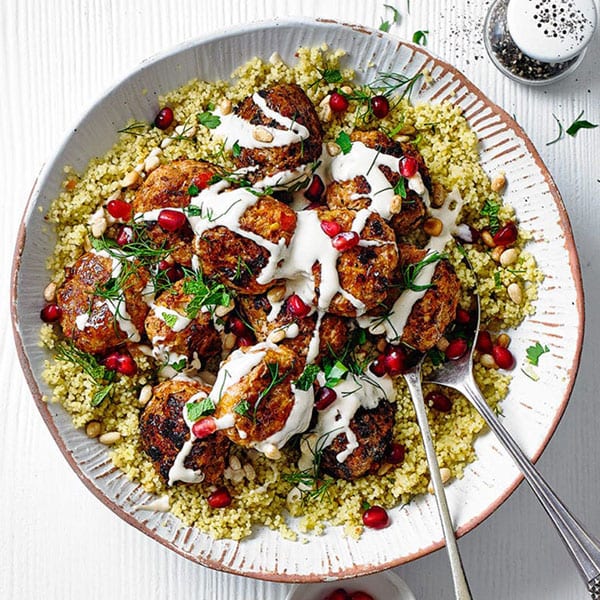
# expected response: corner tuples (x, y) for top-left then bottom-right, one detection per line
(295, 364), (321, 391)
(427, 347), (446, 366)
(162, 312), (178, 328)
(188, 183), (200, 197)
(379, 3), (402, 32)
(197, 111), (221, 129)
(55, 342), (116, 407)
(402, 251), (444, 292)
(187, 397), (216, 421)
(117, 120), (149, 136)
(394, 177), (407, 198)
(546, 114), (564, 146)
(335, 130), (352, 154)
(183, 205), (203, 217)
(234, 400), (252, 417)
(232, 140), (242, 157)
(412, 30), (429, 45)
(170, 358), (187, 372)
(526, 341), (550, 366)
(361, 500), (371, 511)
(480, 198), (500, 234)
(183, 269), (232, 318)
(566, 110), (598, 136)
(494, 271), (502, 288)
(320, 68), (343, 84)
(324, 360), (349, 388)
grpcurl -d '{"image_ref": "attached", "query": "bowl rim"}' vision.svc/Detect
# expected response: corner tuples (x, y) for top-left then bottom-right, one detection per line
(11, 15), (585, 582)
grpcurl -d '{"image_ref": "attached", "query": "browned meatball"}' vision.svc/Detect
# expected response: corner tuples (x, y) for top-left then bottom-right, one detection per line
(133, 159), (220, 266)
(237, 293), (349, 363)
(144, 279), (222, 368)
(139, 379), (230, 484)
(56, 251), (150, 355)
(320, 398), (395, 481)
(232, 83), (324, 181)
(213, 344), (305, 448)
(193, 195), (297, 294)
(396, 244), (461, 352)
(315, 209), (399, 317)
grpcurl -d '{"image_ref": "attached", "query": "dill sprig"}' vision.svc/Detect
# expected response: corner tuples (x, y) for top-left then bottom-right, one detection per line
(55, 341), (116, 407)
(402, 251), (444, 292)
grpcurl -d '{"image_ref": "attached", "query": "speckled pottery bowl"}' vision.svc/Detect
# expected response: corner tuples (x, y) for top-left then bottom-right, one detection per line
(11, 17), (583, 582)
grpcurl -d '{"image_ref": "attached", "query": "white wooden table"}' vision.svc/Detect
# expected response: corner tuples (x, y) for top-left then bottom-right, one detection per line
(2, 1), (599, 598)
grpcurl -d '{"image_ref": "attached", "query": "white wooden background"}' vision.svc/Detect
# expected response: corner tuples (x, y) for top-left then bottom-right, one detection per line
(2, 1), (599, 598)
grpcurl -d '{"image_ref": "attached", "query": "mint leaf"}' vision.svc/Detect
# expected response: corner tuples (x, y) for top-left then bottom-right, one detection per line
(295, 364), (321, 391)
(526, 342), (550, 366)
(187, 397), (216, 421)
(197, 111), (221, 129)
(336, 130), (352, 155)
(162, 312), (178, 328)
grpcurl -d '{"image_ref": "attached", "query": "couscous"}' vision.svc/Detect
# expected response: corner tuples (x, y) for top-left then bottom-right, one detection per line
(39, 46), (542, 541)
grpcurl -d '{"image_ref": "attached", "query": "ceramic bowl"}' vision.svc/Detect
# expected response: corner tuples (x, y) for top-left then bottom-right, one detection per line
(11, 17), (583, 582)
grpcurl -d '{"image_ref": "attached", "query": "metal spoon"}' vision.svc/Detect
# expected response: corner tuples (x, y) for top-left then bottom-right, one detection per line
(403, 358), (473, 600)
(426, 291), (600, 598)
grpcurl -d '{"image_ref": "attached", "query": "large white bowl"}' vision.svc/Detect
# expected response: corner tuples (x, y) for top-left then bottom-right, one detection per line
(11, 17), (584, 582)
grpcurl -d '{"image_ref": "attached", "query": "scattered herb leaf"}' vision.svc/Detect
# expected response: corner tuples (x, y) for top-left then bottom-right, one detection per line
(394, 177), (407, 198)
(526, 341), (550, 366)
(402, 251), (444, 292)
(494, 271), (502, 288)
(379, 3), (402, 32)
(162, 312), (178, 328)
(412, 29), (429, 45)
(480, 198), (500, 234)
(170, 358), (187, 372)
(546, 114), (564, 146)
(188, 183), (200, 197)
(336, 130), (352, 154)
(197, 111), (221, 129)
(232, 140), (242, 157)
(183, 269), (232, 318)
(320, 68), (343, 84)
(187, 397), (216, 421)
(234, 400), (252, 417)
(566, 110), (598, 136)
(295, 364), (321, 391)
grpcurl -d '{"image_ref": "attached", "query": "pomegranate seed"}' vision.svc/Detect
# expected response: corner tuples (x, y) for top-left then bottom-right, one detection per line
(384, 347), (405, 376)
(332, 231), (360, 251)
(455, 307), (471, 325)
(104, 352), (121, 371)
(327, 589), (350, 600)
(106, 199), (132, 221)
(493, 222), (518, 247)
(492, 345), (515, 370)
(425, 390), (453, 412)
(40, 303), (62, 323)
(165, 265), (184, 282)
(476, 330), (494, 354)
(371, 95), (390, 118)
(315, 387), (337, 410)
(320, 220), (342, 238)
(207, 486), (232, 509)
(304, 174), (325, 202)
(192, 416), (217, 439)
(116, 226), (134, 246)
(445, 338), (468, 360)
(237, 335), (255, 347)
(327, 590), (351, 600)
(387, 442), (406, 464)
(350, 592), (375, 600)
(154, 106), (174, 130)
(369, 355), (387, 377)
(226, 315), (248, 337)
(399, 155), (418, 178)
(329, 92), (349, 113)
(157, 209), (187, 232)
(362, 505), (389, 529)
(116, 354), (137, 376)
(287, 294), (311, 318)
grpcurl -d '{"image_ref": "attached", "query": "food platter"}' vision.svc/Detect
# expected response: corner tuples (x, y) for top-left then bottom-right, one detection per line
(11, 17), (583, 581)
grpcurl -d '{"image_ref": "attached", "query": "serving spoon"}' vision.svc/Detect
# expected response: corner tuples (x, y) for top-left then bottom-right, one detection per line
(426, 290), (600, 598)
(403, 358), (473, 600)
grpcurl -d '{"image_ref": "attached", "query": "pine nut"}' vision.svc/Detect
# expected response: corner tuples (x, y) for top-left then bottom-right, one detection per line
(507, 282), (523, 305)
(144, 154), (161, 173)
(326, 142), (341, 157)
(99, 431), (121, 445)
(253, 127), (274, 143)
(121, 170), (141, 188)
(90, 216), (108, 238)
(262, 443), (281, 460)
(243, 463), (256, 481)
(229, 456), (242, 471)
(230, 469), (244, 483)
(267, 328), (286, 344)
(500, 248), (519, 267)
(340, 85), (353, 95)
(491, 246), (504, 263)
(376, 338), (387, 352)
(138, 384), (153, 407)
(398, 123), (417, 136)
(393, 135), (411, 143)
(86, 421), (102, 438)
(431, 183), (446, 208)
(267, 284), (287, 304)
(496, 333), (511, 348)
(480, 353), (498, 369)
(214, 300), (235, 318)
(149, 147), (162, 158)
(43, 281), (57, 303)
(390, 194), (403, 215)
(491, 173), (506, 192)
(318, 96), (333, 123)
(436, 336), (450, 352)
(378, 463), (394, 476)
(481, 230), (496, 248)
(160, 136), (174, 149)
(423, 217), (443, 237)
(107, 189), (121, 202)
(427, 468), (452, 494)
(223, 333), (236, 351)
(219, 98), (233, 115)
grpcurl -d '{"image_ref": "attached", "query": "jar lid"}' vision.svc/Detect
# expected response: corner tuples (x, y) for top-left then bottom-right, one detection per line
(506, 0), (597, 63)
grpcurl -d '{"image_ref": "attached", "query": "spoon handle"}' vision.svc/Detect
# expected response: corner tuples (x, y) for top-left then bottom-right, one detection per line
(404, 369), (473, 600)
(459, 374), (600, 598)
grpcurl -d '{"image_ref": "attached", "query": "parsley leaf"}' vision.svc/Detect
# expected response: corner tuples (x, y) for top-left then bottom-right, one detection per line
(566, 110), (598, 136)
(162, 312), (178, 328)
(188, 183), (200, 197)
(187, 397), (215, 421)
(526, 342), (550, 366)
(336, 130), (352, 154)
(232, 140), (242, 157)
(295, 364), (321, 391)
(197, 111), (221, 129)
(170, 358), (187, 372)
(481, 198), (500, 234)
(412, 30), (429, 45)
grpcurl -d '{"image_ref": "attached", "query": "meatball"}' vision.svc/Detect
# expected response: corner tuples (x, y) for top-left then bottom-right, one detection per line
(397, 244), (461, 352)
(316, 209), (399, 317)
(232, 83), (324, 181)
(144, 279), (222, 369)
(193, 195), (297, 294)
(133, 159), (220, 266)
(56, 251), (150, 355)
(212, 344), (308, 449)
(139, 379), (230, 484)
(237, 293), (349, 363)
(320, 398), (395, 481)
